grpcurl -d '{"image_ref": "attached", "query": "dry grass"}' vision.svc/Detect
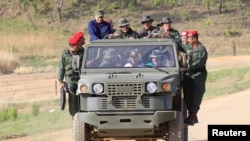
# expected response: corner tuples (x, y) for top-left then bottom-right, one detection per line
(0, 31), (66, 74)
(14, 66), (57, 74)
(0, 0), (249, 74)
(0, 51), (20, 74)
(0, 31), (66, 57)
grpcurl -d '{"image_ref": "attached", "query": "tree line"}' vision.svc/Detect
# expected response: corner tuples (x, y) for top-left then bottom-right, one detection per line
(17, 0), (249, 25)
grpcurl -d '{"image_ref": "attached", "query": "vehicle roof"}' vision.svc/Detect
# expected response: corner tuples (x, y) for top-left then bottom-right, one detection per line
(87, 38), (177, 46)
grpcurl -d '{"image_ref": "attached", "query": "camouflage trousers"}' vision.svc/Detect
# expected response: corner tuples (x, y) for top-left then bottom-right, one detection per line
(67, 84), (80, 116)
(183, 71), (207, 113)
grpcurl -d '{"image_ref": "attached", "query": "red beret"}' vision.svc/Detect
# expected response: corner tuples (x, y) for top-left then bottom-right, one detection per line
(74, 32), (84, 40)
(68, 36), (78, 45)
(187, 30), (198, 37)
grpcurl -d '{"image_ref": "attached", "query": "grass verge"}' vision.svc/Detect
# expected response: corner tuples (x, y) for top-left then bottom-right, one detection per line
(204, 67), (250, 99)
(0, 103), (71, 140)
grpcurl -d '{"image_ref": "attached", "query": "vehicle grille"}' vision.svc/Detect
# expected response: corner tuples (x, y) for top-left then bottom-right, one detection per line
(114, 97), (136, 109)
(107, 83), (143, 96)
(101, 97), (150, 110)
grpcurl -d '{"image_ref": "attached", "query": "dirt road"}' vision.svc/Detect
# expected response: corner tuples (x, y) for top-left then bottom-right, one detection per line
(1, 55), (250, 141)
(188, 88), (250, 141)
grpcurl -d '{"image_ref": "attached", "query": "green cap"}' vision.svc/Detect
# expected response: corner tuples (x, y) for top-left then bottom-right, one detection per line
(160, 16), (173, 25)
(95, 10), (104, 17)
(141, 15), (154, 24)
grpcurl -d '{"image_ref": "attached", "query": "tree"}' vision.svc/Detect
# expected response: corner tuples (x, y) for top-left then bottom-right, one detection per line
(202, 0), (212, 16)
(19, 0), (35, 27)
(56, 0), (64, 22)
(218, 0), (223, 14)
(41, 0), (54, 22)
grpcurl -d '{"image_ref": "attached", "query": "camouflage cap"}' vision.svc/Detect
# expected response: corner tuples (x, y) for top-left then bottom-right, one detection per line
(141, 15), (154, 24)
(160, 16), (173, 25)
(95, 10), (104, 17)
(118, 18), (129, 27)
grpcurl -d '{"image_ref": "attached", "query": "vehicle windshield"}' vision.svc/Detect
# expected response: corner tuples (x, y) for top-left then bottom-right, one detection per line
(85, 45), (176, 69)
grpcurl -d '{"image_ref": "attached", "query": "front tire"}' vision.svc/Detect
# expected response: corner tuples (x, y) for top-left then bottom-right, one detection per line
(168, 111), (184, 141)
(72, 114), (91, 141)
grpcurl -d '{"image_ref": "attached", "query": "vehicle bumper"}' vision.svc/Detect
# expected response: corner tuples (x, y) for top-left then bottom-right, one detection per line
(76, 111), (176, 137)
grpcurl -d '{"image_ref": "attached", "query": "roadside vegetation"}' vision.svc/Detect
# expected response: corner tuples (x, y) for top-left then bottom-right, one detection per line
(0, 0), (250, 140)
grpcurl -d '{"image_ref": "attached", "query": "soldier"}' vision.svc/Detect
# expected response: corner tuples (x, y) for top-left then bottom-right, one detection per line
(157, 16), (181, 46)
(181, 31), (188, 45)
(88, 9), (112, 41)
(113, 17), (140, 39)
(180, 30), (208, 126)
(179, 31), (188, 66)
(58, 32), (85, 118)
(138, 15), (159, 38)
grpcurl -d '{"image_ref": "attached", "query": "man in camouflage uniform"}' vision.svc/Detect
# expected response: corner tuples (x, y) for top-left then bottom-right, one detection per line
(58, 32), (85, 118)
(138, 15), (159, 38)
(157, 16), (181, 46)
(180, 30), (208, 126)
(113, 17), (140, 39)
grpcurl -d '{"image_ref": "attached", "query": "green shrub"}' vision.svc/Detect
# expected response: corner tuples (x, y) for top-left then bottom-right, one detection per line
(224, 28), (240, 37)
(0, 107), (18, 122)
(31, 103), (40, 116)
(204, 18), (214, 26)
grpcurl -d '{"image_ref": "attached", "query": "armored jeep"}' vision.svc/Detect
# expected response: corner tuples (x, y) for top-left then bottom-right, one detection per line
(73, 38), (187, 141)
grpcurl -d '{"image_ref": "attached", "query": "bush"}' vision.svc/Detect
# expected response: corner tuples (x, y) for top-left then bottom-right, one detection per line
(31, 103), (40, 116)
(0, 107), (18, 122)
(0, 51), (20, 74)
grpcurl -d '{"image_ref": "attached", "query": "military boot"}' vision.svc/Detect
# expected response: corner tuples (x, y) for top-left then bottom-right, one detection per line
(184, 112), (198, 126)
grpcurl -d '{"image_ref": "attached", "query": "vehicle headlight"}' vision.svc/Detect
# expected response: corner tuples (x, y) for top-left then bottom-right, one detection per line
(146, 82), (157, 93)
(93, 83), (104, 94)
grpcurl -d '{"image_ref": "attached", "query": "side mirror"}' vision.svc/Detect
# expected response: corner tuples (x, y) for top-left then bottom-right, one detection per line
(72, 55), (80, 72)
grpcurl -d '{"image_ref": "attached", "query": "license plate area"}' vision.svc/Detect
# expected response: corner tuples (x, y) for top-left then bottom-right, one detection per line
(116, 86), (134, 93)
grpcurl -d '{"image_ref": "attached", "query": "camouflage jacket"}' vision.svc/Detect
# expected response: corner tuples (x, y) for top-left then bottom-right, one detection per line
(116, 28), (140, 39)
(181, 42), (208, 76)
(156, 28), (181, 44)
(58, 47), (84, 86)
(138, 26), (159, 38)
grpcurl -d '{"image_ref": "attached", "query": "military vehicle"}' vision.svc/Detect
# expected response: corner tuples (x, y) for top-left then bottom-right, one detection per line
(72, 38), (187, 141)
